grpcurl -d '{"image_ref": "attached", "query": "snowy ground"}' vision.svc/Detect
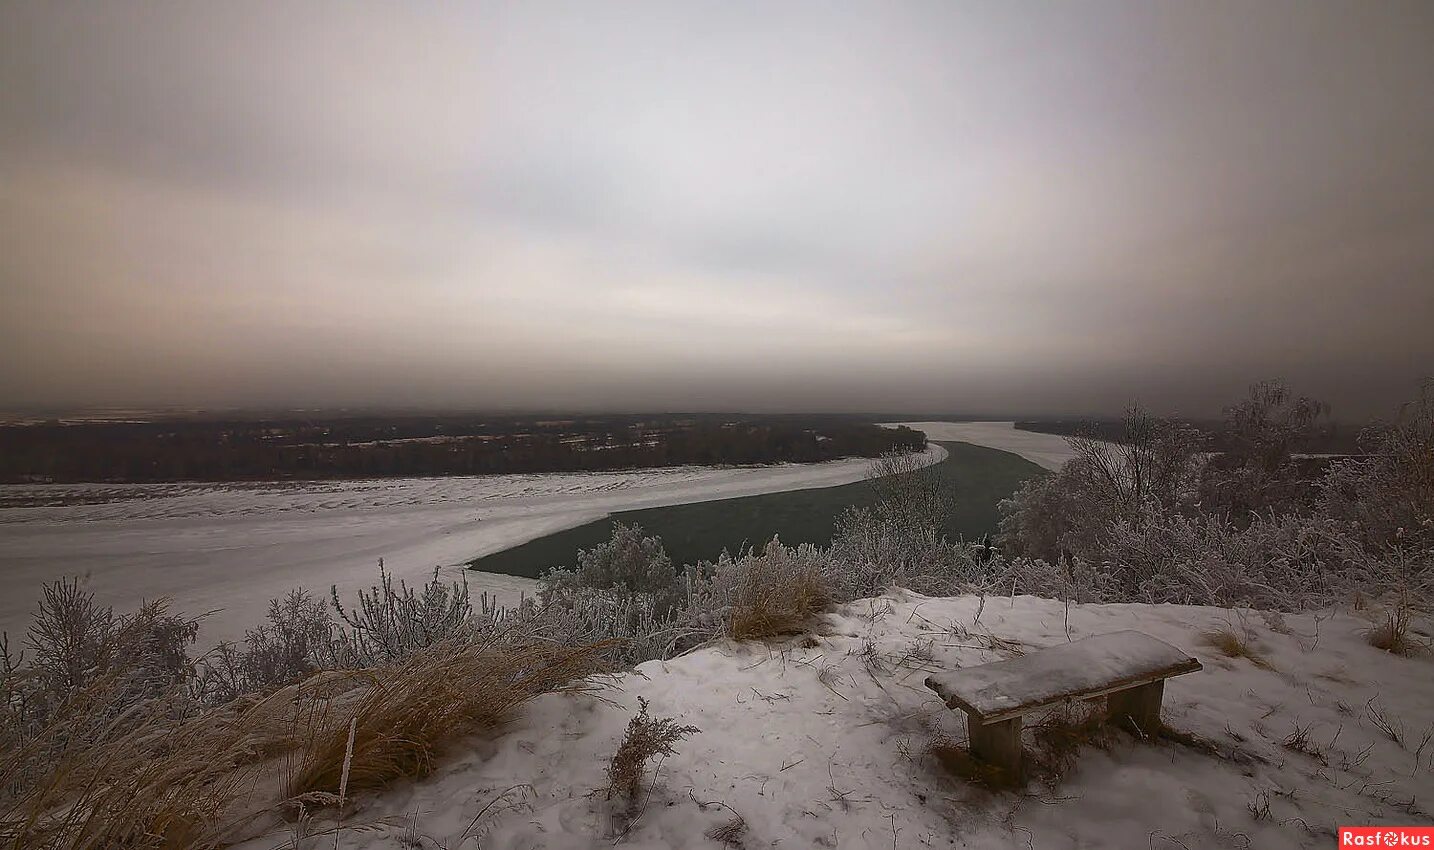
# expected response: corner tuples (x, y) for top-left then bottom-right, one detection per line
(0, 446), (945, 645)
(229, 591), (1434, 850)
(882, 422), (1076, 471)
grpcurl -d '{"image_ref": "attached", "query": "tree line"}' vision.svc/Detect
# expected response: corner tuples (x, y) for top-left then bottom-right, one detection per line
(0, 416), (927, 483)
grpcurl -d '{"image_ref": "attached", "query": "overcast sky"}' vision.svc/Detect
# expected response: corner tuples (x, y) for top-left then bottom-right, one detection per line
(1, 2), (1431, 419)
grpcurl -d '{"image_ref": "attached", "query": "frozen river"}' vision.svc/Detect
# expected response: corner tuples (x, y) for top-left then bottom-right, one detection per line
(0, 422), (1068, 646)
(0, 445), (946, 644)
(880, 421), (1076, 470)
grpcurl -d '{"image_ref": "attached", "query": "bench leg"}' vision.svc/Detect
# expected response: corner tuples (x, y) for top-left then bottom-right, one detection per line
(1108, 680), (1164, 736)
(966, 713), (1023, 778)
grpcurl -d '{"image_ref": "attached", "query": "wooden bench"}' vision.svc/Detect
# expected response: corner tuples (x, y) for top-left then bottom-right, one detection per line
(924, 630), (1202, 776)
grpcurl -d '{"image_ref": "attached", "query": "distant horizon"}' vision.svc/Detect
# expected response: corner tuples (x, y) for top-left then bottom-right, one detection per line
(0, 399), (1403, 428)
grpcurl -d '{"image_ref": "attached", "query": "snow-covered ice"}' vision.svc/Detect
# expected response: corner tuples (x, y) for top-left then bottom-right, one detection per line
(0, 445), (946, 645)
(227, 591), (1434, 850)
(883, 421), (1077, 470)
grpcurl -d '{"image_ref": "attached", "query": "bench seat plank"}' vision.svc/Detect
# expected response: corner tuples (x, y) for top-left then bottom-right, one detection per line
(925, 630), (1201, 724)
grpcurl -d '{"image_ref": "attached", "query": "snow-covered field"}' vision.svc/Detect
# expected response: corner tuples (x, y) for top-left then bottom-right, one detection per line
(229, 590), (1434, 850)
(883, 421), (1076, 470)
(0, 445), (945, 644)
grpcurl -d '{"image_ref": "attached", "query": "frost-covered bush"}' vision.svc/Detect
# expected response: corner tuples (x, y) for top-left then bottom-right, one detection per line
(991, 505), (1431, 612)
(996, 407), (1205, 562)
(982, 551), (1122, 604)
(868, 450), (954, 538)
(1, 579), (200, 791)
(995, 467), (1107, 563)
(682, 537), (830, 640)
(827, 511), (987, 599)
(194, 589), (333, 702)
(18, 580), (198, 718)
(328, 564), (476, 666)
(1094, 507), (1361, 608)
(1320, 380), (1434, 557)
(988, 385), (1434, 610)
(826, 450), (967, 598)
(1197, 381), (1328, 520)
(508, 589), (696, 667)
(541, 523), (680, 611)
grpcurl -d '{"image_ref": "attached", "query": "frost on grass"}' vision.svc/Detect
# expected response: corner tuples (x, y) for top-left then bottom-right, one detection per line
(684, 538), (831, 641)
(329, 562), (475, 666)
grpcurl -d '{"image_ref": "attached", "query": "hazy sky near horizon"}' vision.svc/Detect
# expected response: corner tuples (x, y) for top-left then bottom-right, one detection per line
(2, 2), (1431, 418)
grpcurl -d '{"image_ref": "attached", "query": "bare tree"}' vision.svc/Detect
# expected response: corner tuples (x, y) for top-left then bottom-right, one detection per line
(1199, 380), (1328, 518)
(869, 450), (953, 534)
(996, 405), (1204, 562)
(1321, 378), (1434, 556)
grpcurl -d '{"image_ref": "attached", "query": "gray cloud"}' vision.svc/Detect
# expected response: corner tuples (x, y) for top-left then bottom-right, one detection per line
(1, 0), (1431, 419)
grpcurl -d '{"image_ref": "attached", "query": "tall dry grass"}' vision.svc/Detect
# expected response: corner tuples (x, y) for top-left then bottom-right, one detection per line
(0, 681), (278, 850)
(721, 542), (831, 641)
(0, 638), (607, 849)
(285, 638), (609, 798)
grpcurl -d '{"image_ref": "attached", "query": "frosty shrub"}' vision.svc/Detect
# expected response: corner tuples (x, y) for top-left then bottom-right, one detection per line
(1198, 381), (1328, 520)
(826, 450), (967, 599)
(1094, 506), (1363, 608)
(329, 564), (475, 666)
(1067, 406), (1206, 518)
(827, 513), (988, 600)
(983, 551), (1121, 604)
(683, 537), (830, 641)
(1, 579), (201, 799)
(514, 588), (697, 667)
(1321, 380), (1434, 557)
(194, 589), (333, 703)
(995, 469), (1095, 563)
(996, 406), (1205, 562)
(541, 523), (680, 611)
(869, 450), (953, 538)
(606, 696), (699, 813)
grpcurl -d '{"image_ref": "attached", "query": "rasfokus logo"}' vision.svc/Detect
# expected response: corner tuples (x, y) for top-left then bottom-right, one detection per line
(1339, 827), (1434, 846)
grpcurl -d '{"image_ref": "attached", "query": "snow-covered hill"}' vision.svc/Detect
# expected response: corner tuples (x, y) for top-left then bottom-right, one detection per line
(229, 591), (1434, 849)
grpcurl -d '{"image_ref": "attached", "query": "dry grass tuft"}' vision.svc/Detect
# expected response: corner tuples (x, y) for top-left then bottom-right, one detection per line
(606, 696), (699, 813)
(727, 550), (831, 641)
(1247, 790), (1272, 820)
(928, 738), (1020, 790)
(1366, 697), (1406, 747)
(1281, 722), (1327, 763)
(1201, 627), (1274, 670)
(286, 639), (608, 798)
(1028, 701), (1114, 784)
(705, 815), (748, 846)
(0, 638), (605, 849)
(1365, 600), (1424, 657)
(0, 687), (284, 850)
